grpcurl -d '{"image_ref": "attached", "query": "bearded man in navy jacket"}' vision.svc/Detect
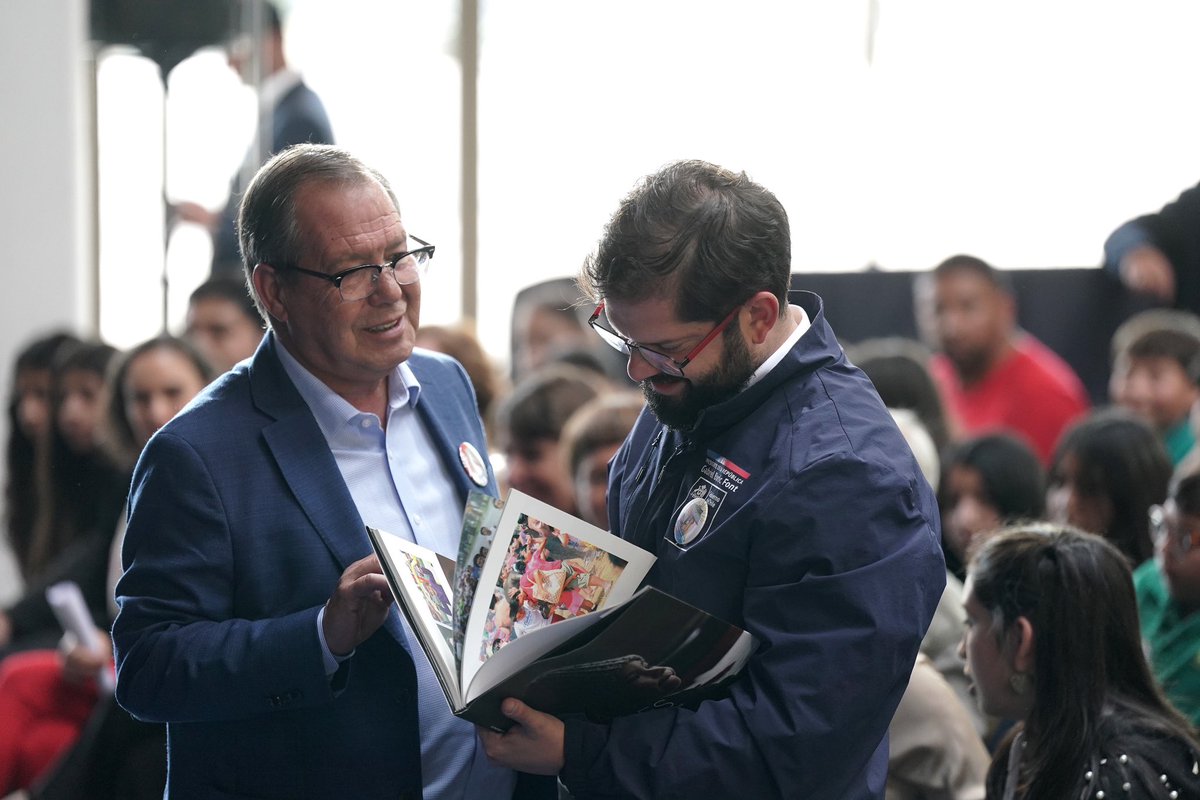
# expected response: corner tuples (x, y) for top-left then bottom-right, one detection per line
(480, 160), (946, 799)
(112, 144), (550, 800)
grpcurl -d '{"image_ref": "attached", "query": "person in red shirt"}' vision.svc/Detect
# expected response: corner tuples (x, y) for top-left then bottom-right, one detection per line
(915, 254), (1090, 464)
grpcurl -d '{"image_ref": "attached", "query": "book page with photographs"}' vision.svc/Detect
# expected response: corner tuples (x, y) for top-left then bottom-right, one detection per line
(368, 528), (462, 705)
(461, 489), (654, 696)
(452, 491), (505, 662)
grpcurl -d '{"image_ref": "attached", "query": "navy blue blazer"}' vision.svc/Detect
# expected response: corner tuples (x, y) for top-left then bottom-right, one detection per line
(112, 334), (522, 799)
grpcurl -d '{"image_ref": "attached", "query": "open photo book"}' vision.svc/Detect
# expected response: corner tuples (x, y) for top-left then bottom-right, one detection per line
(367, 489), (756, 732)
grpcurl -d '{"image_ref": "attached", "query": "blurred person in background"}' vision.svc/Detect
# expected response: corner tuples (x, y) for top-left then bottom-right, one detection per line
(915, 254), (1089, 465)
(184, 276), (264, 374)
(939, 434), (1046, 581)
(0, 342), (125, 656)
(171, 0), (333, 278)
(1047, 409), (1171, 567)
(416, 321), (505, 443)
(559, 391), (644, 529)
(1109, 308), (1200, 468)
(1136, 470), (1200, 728)
(850, 336), (954, 455)
(5, 332), (81, 583)
(495, 363), (609, 514)
(0, 336), (212, 799)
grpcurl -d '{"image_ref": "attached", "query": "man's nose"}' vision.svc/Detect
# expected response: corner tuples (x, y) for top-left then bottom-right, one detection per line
(626, 348), (659, 383)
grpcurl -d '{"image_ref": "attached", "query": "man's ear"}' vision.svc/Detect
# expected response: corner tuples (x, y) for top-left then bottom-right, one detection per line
(252, 263), (289, 325)
(1010, 615), (1036, 674)
(742, 291), (781, 346)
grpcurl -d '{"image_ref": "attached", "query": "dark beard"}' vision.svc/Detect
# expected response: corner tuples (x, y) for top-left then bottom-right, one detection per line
(642, 328), (756, 430)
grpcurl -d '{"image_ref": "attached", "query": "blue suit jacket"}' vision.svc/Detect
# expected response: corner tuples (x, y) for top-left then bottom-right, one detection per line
(113, 334), (519, 799)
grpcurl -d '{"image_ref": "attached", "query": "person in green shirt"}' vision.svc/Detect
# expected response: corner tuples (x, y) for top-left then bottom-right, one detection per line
(1136, 469), (1200, 726)
(1110, 309), (1200, 468)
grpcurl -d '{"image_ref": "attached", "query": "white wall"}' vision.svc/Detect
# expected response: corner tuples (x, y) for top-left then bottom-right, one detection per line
(0, 0), (93, 601)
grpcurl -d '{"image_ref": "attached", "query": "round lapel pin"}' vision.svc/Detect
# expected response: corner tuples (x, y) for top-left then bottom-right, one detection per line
(459, 442), (488, 487)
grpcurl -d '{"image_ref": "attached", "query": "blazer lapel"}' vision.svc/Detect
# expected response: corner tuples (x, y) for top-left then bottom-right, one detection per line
(250, 335), (411, 649)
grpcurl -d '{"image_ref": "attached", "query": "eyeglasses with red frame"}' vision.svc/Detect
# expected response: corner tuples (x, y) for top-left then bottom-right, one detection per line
(587, 302), (740, 378)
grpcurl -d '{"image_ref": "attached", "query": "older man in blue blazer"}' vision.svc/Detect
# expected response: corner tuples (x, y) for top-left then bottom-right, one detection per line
(113, 144), (550, 799)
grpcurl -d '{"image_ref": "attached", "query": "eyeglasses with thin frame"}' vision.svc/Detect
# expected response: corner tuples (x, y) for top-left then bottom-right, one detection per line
(274, 235), (435, 302)
(587, 302), (740, 378)
(1149, 503), (1200, 557)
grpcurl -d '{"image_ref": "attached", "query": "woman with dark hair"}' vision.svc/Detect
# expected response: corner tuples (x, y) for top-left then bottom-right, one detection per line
(0, 342), (125, 654)
(1047, 408), (1172, 566)
(5, 331), (81, 579)
(104, 336), (215, 472)
(939, 434), (1046, 579)
(0, 335), (212, 798)
(961, 524), (1200, 798)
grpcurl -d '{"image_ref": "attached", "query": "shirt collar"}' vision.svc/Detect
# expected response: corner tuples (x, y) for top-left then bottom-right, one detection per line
(273, 335), (421, 440)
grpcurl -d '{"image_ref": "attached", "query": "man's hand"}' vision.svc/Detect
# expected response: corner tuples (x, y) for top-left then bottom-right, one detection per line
(171, 201), (219, 231)
(477, 699), (565, 775)
(1119, 245), (1176, 303)
(322, 555), (394, 657)
(0, 611), (11, 648)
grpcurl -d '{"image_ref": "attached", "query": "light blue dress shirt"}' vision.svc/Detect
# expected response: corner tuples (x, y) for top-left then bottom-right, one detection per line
(276, 342), (516, 800)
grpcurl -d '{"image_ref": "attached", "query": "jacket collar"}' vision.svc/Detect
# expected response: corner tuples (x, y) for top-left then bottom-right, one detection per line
(687, 291), (842, 436)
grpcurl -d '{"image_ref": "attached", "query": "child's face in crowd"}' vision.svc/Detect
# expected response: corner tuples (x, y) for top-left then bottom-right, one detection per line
(574, 443), (621, 530)
(942, 464), (1002, 562)
(1111, 354), (1198, 432)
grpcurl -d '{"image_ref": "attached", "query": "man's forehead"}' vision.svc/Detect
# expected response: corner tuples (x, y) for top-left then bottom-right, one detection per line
(294, 180), (405, 257)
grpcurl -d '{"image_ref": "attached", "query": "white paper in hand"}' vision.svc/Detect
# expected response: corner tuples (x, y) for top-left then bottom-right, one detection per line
(46, 580), (114, 694)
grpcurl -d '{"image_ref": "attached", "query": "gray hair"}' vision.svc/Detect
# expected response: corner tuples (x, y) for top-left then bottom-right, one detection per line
(236, 143), (399, 322)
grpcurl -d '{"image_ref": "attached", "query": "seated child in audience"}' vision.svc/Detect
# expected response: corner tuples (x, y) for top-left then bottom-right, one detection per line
(1047, 409), (1171, 566)
(1109, 308), (1200, 467)
(939, 433), (1045, 580)
(1136, 470), (1200, 727)
(496, 364), (609, 514)
(560, 391), (644, 529)
(962, 524), (1200, 798)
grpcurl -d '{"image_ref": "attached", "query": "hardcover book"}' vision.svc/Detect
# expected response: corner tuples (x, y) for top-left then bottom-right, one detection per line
(367, 489), (755, 731)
